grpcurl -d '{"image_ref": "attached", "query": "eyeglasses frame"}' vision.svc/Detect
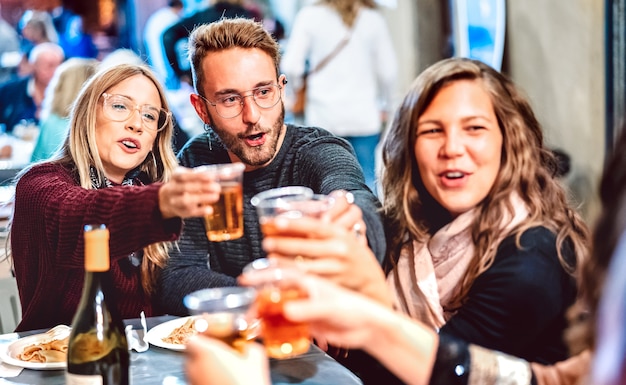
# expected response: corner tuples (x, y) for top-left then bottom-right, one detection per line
(101, 93), (172, 132)
(195, 82), (284, 119)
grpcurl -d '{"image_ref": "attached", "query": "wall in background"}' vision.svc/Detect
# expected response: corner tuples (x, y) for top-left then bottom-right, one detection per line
(505, 0), (604, 221)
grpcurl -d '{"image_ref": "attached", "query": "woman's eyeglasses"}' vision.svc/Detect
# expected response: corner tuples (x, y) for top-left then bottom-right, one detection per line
(101, 93), (171, 132)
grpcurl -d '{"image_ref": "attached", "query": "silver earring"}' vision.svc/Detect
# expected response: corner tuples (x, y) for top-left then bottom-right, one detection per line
(204, 122), (212, 150)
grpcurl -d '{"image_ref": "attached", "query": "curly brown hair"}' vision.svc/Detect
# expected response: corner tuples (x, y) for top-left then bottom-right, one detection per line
(381, 57), (590, 312)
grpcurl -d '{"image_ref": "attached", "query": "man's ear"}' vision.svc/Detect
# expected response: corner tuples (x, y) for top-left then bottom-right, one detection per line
(190, 94), (209, 124)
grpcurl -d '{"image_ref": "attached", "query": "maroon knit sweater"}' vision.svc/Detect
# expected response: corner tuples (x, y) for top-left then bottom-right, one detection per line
(11, 163), (182, 332)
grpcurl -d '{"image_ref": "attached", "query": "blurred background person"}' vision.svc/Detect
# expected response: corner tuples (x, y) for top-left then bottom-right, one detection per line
(143, 0), (184, 90)
(0, 3), (20, 84)
(0, 42), (64, 134)
(17, 10), (59, 77)
(50, 4), (99, 59)
(281, 0), (397, 193)
(31, 57), (99, 162)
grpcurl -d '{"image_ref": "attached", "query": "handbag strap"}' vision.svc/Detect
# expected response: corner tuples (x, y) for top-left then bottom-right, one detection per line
(308, 32), (352, 76)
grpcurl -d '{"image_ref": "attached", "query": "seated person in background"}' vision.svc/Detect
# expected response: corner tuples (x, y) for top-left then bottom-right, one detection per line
(0, 42), (64, 134)
(8, 63), (222, 332)
(162, 0), (255, 86)
(17, 10), (59, 77)
(157, 18), (385, 316)
(183, 123), (626, 385)
(31, 57), (99, 162)
(244, 57), (590, 381)
(0, 3), (20, 84)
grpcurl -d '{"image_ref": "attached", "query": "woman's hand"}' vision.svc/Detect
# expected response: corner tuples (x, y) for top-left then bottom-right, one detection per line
(323, 190), (368, 246)
(158, 167), (221, 219)
(282, 273), (393, 349)
(185, 336), (270, 385)
(258, 214), (392, 307)
(283, 273), (437, 385)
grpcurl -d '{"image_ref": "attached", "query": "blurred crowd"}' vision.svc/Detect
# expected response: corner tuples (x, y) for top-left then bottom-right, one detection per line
(0, 0), (287, 168)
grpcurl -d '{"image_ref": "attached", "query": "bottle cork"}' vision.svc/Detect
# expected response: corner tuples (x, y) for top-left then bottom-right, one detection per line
(84, 224), (110, 272)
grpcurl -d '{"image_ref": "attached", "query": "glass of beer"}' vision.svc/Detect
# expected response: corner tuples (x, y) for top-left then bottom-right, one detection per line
(194, 163), (245, 242)
(242, 258), (310, 359)
(252, 187), (336, 237)
(183, 286), (257, 353)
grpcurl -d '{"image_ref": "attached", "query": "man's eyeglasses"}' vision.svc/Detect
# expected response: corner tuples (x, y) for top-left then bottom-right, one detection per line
(197, 83), (283, 119)
(101, 93), (171, 132)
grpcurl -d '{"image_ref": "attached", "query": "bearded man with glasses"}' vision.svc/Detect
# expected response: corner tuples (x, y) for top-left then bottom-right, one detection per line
(157, 18), (386, 316)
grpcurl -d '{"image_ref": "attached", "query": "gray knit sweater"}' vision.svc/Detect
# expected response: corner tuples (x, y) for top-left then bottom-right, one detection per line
(157, 124), (385, 315)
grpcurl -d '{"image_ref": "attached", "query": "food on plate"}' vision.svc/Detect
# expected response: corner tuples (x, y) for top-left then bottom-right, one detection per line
(162, 317), (198, 345)
(18, 336), (69, 363)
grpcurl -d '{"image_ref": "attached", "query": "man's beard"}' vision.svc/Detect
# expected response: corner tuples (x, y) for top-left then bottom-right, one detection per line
(208, 104), (285, 167)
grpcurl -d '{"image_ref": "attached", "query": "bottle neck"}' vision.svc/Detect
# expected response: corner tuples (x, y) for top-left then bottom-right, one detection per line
(78, 270), (125, 328)
(80, 271), (111, 301)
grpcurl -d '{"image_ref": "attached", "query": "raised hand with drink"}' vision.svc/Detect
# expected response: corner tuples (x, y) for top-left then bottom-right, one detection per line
(184, 286), (257, 353)
(193, 163), (245, 242)
(242, 258), (311, 359)
(248, 193), (392, 308)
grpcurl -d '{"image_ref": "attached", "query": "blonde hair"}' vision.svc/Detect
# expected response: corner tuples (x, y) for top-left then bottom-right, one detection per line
(318, 0), (378, 27)
(11, 64), (177, 294)
(188, 18), (281, 96)
(41, 58), (99, 120)
(382, 58), (590, 311)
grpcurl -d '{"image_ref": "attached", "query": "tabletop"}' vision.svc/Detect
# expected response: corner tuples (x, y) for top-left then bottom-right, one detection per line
(0, 315), (363, 385)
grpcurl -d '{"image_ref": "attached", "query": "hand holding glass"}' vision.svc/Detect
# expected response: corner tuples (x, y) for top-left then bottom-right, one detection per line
(252, 187), (334, 237)
(242, 258), (310, 359)
(194, 163), (245, 242)
(183, 286), (257, 353)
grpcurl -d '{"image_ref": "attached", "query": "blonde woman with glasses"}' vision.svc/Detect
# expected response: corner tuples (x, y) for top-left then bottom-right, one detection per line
(8, 64), (222, 332)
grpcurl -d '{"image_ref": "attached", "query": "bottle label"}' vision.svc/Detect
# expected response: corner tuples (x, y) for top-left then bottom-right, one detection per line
(65, 372), (104, 385)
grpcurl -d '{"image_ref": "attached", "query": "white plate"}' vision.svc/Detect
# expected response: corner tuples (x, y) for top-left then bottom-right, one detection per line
(0, 325), (71, 370)
(145, 316), (196, 351)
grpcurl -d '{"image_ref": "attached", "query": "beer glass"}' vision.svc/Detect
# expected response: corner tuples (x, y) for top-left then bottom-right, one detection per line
(242, 258), (310, 359)
(194, 163), (245, 241)
(183, 286), (257, 352)
(252, 186), (335, 237)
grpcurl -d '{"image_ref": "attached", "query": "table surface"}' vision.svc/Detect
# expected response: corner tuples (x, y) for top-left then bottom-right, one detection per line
(0, 316), (363, 385)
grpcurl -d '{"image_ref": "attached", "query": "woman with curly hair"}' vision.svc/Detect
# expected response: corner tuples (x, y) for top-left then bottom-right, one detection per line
(8, 63), (221, 332)
(381, 57), (589, 363)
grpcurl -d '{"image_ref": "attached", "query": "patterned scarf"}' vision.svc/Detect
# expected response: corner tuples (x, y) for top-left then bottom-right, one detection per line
(387, 193), (529, 329)
(89, 166), (149, 266)
(89, 166), (148, 189)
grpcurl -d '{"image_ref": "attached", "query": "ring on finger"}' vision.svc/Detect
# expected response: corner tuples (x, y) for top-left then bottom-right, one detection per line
(345, 191), (355, 205)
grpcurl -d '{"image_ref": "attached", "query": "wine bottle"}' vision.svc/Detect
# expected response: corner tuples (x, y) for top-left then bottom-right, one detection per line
(66, 224), (130, 385)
